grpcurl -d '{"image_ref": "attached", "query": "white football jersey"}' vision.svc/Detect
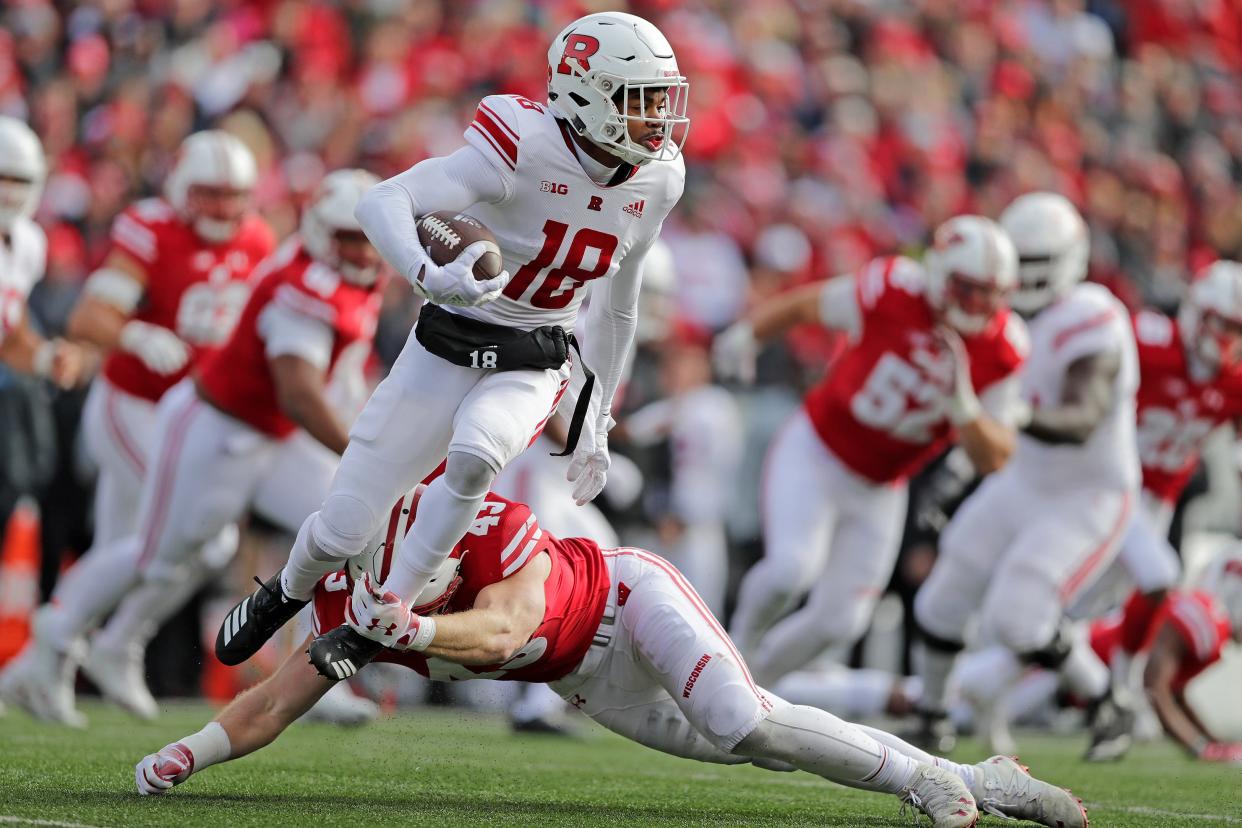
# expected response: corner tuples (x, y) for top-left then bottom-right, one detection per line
(1012, 282), (1140, 490)
(0, 216), (47, 343)
(456, 94), (685, 331)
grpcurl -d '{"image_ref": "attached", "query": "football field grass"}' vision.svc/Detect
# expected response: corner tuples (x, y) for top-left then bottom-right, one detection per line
(1, 702), (1239, 827)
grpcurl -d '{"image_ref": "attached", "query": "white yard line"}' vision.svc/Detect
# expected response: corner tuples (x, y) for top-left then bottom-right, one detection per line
(0, 817), (107, 828)
(1087, 804), (1242, 824)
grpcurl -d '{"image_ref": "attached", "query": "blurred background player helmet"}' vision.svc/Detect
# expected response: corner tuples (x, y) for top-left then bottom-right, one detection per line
(636, 238), (677, 344)
(923, 215), (1017, 335)
(164, 130), (257, 244)
(348, 486), (464, 616)
(0, 115), (46, 232)
(1178, 260), (1242, 373)
(546, 12), (689, 167)
(300, 168), (381, 286)
(999, 191), (1090, 318)
(1196, 547), (1242, 641)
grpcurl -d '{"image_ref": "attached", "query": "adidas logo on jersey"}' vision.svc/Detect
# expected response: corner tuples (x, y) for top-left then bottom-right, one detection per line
(622, 199), (645, 218)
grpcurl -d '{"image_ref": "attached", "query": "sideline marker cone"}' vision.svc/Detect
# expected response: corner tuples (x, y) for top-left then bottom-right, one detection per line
(0, 496), (41, 667)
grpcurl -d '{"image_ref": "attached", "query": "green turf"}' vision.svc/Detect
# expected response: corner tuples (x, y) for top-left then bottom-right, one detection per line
(0, 702), (1238, 827)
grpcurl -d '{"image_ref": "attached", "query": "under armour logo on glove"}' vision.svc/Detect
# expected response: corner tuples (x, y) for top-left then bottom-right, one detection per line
(348, 573), (438, 652)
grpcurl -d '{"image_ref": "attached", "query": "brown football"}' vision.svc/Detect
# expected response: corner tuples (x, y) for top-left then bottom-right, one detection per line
(417, 211), (504, 281)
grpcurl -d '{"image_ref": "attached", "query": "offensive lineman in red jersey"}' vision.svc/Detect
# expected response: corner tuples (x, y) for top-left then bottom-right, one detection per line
(712, 216), (1026, 685)
(0, 171), (382, 726)
(69, 130), (275, 548)
(136, 490), (1087, 828)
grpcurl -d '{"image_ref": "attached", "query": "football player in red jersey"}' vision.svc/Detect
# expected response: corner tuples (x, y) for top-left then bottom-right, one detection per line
(0, 171), (383, 726)
(712, 216), (1026, 686)
(135, 488), (1086, 828)
(68, 130), (275, 548)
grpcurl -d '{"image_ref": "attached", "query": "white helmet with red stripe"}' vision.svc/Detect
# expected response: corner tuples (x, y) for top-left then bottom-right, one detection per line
(999, 191), (1090, 317)
(0, 116), (46, 231)
(165, 130), (257, 243)
(300, 168), (381, 286)
(349, 486), (464, 616)
(923, 215), (1017, 334)
(547, 12), (689, 167)
(1179, 260), (1242, 373)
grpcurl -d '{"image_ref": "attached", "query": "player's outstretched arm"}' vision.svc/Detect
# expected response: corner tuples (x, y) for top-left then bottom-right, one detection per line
(0, 311), (82, 388)
(136, 641), (333, 794)
(713, 276), (858, 383)
(1142, 624), (1224, 759)
(945, 339), (1019, 474)
(1023, 349), (1120, 444)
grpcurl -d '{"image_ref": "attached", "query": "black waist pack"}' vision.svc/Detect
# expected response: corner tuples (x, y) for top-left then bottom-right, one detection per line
(415, 303), (595, 456)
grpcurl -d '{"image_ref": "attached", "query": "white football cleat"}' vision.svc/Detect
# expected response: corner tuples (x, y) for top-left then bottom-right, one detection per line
(972, 755), (1088, 828)
(0, 640), (87, 728)
(900, 764), (978, 828)
(301, 681), (379, 727)
(81, 640), (158, 721)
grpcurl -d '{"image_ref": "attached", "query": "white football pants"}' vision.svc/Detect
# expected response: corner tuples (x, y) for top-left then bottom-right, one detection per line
(916, 463), (1135, 655)
(80, 378), (157, 545)
(728, 408), (907, 683)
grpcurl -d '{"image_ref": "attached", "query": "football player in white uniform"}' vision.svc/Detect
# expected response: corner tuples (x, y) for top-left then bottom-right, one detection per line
(214, 12), (688, 677)
(911, 193), (1140, 760)
(0, 116), (80, 387)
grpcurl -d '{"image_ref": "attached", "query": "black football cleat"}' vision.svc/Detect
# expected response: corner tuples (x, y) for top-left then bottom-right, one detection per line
(215, 570), (309, 666)
(1084, 690), (1135, 762)
(307, 625), (384, 681)
(903, 707), (959, 755)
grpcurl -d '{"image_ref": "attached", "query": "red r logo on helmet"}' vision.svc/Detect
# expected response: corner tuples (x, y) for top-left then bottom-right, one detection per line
(558, 34), (600, 75)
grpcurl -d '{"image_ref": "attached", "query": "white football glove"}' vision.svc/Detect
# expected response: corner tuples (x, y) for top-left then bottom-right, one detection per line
(712, 321), (758, 384)
(936, 326), (981, 426)
(408, 240), (511, 308)
(119, 320), (190, 375)
(567, 424), (611, 506)
(346, 572), (436, 652)
(135, 743), (194, 795)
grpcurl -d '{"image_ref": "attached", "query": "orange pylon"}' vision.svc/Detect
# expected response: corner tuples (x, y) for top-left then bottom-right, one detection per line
(0, 496), (41, 667)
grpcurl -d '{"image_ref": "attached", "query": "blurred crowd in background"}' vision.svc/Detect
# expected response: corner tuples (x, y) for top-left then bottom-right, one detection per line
(2, 0), (1241, 692)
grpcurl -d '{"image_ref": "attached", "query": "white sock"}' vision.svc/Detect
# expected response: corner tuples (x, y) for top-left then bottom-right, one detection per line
(383, 477), (485, 603)
(282, 514), (345, 601)
(736, 703), (919, 794)
(41, 537), (143, 649)
(174, 721), (231, 774)
(94, 563), (216, 653)
(1059, 629), (1110, 700)
(856, 724), (977, 792)
(917, 645), (958, 713)
(954, 645), (1023, 708)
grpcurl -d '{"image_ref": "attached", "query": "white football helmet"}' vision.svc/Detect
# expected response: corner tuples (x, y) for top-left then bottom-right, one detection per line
(923, 215), (1017, 335)
(348, 486), (464, 616)
(164, 130), (257, 243)
(1179, 260), (1242, 373)
(300, 168), (381, 286)
(1196, 548), (1242, 641)
(999, 192), (1090, 317)
(547, 12), (689, 167)
(0, 116), (46, 232)
(636, 238), (677, 344)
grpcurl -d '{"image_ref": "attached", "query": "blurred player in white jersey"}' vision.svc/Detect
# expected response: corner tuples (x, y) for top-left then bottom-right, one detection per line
(215, 13), (689, 680)
(0, 116), (80, 386)
(0, 172), (382, 726)
(625, 325), (743, 615)
(714, 216), (1026, 686)
(911, 192), (1140, 761)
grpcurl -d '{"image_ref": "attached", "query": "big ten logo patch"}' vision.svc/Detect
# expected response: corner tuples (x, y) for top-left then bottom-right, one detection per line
(540, 180), (568, 195)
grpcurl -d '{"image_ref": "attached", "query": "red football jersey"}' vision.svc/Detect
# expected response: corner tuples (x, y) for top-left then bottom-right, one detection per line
(803, 256), (1027, 484)
(102, 198), (275, 402)
(312, 492), (611, 683)
(195, 240), (382, 439)
(1132, 310), (1242, 504)
(1091, 589), (1232, 693)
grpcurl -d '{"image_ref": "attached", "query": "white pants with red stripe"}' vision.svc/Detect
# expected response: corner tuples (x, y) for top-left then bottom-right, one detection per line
(915, 462), (1135, 654)
(81, 378), (157, 545)
(551, 548), (780, 761)
(728, 408), (907, 683)
(309, 339), (570, 559)
(40, 380), (339, 652)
